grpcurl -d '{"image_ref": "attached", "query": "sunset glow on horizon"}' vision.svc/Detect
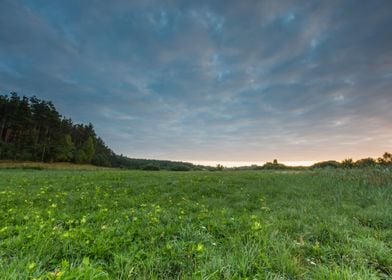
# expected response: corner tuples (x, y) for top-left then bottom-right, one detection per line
(189, 160), (316, 168)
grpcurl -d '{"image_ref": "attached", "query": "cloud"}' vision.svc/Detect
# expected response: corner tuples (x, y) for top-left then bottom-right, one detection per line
(1, 0), (391, 162)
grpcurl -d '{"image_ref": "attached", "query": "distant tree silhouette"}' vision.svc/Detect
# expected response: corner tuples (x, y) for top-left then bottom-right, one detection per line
(310, 154), (392, 169)
(263, 160), (287, 170)
(216, 164), (224, 171)
(311, 160), (341, 169)
(341, 158), (354, 168)
(355, 158), (376, 168)
(378, 152), (392, 166)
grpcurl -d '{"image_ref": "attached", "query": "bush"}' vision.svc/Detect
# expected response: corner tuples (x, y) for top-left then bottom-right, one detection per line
(312, 160), (341, 169)
(170, 165), (191, 171)
(142, 164), (160, 171)
(355, 158), (376, 168)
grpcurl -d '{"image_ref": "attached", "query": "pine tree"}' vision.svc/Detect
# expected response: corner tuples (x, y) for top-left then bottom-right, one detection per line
(55, 134), (75, 162)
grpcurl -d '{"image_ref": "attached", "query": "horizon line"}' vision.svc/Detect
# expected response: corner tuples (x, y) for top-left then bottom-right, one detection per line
(188, 160), (316, 168)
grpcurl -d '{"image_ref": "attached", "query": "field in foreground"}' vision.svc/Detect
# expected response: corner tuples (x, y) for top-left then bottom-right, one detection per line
(0, 170), (391, 279)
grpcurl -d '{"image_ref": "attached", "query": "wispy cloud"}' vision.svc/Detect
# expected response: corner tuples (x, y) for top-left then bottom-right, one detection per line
(1, 0), (391, 162)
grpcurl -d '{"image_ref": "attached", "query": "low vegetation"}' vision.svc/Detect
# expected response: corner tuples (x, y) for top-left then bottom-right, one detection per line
(0, 161), (108, 171)
(1, 169), (391, 279)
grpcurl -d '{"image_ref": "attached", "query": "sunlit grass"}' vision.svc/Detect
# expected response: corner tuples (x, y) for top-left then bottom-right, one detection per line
(0, 169), (391, 279)
(0, 161), (109, 170)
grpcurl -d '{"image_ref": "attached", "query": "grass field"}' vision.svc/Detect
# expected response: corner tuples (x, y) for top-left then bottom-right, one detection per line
(0, 169), (391, 279)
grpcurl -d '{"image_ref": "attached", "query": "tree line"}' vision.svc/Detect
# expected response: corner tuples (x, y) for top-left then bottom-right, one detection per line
(311, 153), (392, 169)
(0, 92), (114, 166)
(0, 92), (205, 170)
(228, 155), (392, 171)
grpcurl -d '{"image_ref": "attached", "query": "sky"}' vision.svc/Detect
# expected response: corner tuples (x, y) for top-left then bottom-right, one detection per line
(1, 0), (391, 166)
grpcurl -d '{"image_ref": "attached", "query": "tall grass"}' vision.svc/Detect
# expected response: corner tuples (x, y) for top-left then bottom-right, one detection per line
(0, 169), (391, 279)
(0, 161), (109, 170)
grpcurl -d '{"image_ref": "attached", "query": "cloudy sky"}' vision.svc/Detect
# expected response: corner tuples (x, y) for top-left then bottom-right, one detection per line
(1, 0), (391, 165)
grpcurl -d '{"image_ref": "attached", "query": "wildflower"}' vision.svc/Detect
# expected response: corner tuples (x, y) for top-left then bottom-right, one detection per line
(50, 271), (63, 279)
(82, 257), (90, 266)
(306, 258), (316, 265)
(155, 205), (162, 213)
(252, 221), (262, 231)
(28, 262), (36, 270)
(196, 243), (204, 253)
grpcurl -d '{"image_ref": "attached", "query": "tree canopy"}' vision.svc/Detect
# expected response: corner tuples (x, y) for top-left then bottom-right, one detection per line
(0, 92), (114, 166)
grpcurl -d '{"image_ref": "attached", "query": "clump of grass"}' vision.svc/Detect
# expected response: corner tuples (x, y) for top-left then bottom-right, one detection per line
(0, 169), (391, 278)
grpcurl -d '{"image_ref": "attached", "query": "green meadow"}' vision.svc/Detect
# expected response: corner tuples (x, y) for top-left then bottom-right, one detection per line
(0, 169), (391, 279)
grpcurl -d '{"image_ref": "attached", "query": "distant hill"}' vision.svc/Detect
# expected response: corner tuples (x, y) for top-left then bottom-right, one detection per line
(110, 155), (213, 171)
